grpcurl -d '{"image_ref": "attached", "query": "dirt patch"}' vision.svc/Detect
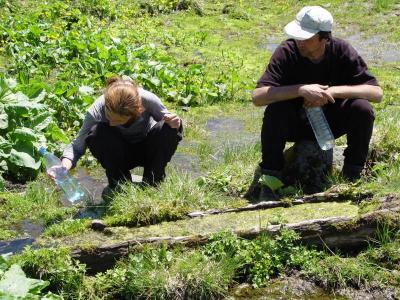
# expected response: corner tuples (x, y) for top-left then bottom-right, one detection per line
(228, 273), (397, 300)
(335, 287), (397, 300)
(376, 194), (400, 210)
(3, 180), (26, 193)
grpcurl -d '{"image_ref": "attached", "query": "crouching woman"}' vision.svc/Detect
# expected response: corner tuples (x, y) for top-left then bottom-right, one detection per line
(60, 76), (182, 192)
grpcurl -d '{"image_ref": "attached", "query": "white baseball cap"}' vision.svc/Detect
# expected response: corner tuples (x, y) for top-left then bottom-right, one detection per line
(284, 6), (333, 40)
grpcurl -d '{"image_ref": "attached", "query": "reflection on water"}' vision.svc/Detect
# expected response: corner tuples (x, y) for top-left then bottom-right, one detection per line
(74, 168), (108, 205)
(0, 237), (35, 255)
(0, 220), (44, 255)
(170, 152), (201, 178)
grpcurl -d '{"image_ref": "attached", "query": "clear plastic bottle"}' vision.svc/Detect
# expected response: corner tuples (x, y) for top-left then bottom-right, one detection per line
(305, 107), (335, 150)
(38, 147), (86, 203)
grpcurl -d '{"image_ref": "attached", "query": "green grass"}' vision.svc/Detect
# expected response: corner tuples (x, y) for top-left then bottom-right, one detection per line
(38, 201), (358, 250)
(302, 255), (397, 290)
(0, 177), (78, 240)
(10, 247), (86, 298)
(0, 1), (399, 298)
(43, 219), (90, 238)
(104, 170), (246, 227)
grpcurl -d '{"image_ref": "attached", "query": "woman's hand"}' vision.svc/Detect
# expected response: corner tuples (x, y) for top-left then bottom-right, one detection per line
(163, 113), (181, 129)
(47, 158), (72, 180)
(61, 158), (73, 171)
(47, 165), (67, 180)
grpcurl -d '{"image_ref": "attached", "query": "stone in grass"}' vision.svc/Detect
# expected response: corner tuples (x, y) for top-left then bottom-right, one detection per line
(283, 140), (345, 193)
(91, 219), (106, 232)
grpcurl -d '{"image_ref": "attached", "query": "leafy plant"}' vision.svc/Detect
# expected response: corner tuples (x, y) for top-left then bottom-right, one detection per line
(0, 76), (67, 185)
(0, 256), (61, 299)
(259, 175), (284, 192)
(203, 230), (313, 288)
(11, 247), (86, 297)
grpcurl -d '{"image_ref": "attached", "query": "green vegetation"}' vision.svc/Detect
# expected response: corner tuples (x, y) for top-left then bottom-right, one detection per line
(0, 0), (399, 298)
(10, 247), (86, 298)
(104, 171), (245, 227)
(0, 178), (77, 240)
(0, 255), (61, 299)
(86, 247), (235, 299)
(43, 219), (90, 238)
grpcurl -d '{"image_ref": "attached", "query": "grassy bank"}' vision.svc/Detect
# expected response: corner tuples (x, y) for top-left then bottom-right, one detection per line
(0, 0), (400, 299)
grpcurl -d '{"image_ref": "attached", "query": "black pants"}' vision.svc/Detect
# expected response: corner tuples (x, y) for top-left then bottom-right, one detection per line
(260, 98), (375, 171)
(86, 121), (182, 188)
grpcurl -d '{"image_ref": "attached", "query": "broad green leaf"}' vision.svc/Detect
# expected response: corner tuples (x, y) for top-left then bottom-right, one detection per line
(30, 112), (53, 131)
(41, 291), (63, 299)
(0, 175), (4, 192)
(0, 264), (49, 297)
(4, 79), (16, 90)
(279, 185), (297, 196)
(0, 255), (8, 272)
(46, 123), (68, 143)
(150, 77), (160, 86)
(0, 160), (8, 172)
(0, 104), (8, 129)
(30, 90), (46, 103)
(9, 128), (38, 142)
(259, 175), (284, 192)
(4, 91), (29, 103)
(9, 149), (41, 170)
(78, 85), (94, 96)
(0, 136), (12, 158)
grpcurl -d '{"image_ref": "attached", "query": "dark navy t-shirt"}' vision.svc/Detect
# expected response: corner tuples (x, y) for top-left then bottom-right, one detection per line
(256, 37), (379, 88)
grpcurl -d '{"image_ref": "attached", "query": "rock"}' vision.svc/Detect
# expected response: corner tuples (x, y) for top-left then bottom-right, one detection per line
(283, 141), (345, 193)
(91, 219), (106, 232)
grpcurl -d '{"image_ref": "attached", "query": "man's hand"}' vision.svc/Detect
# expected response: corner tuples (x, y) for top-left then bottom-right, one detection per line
(163, 113), (181, 129)
(299, 84), (335, 108)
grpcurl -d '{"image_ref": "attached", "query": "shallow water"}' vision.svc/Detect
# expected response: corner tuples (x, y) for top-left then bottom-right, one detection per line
(0, 220), (44, 254)
(259, 33), (400, 64)
(0, 237), (35, 255)
(170, 152), (202, 177)
(227, 278), (344, 300)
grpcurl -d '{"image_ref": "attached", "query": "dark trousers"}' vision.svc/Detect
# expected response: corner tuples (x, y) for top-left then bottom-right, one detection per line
(86, 121), (182, 188)
(260, 98), (375, 171)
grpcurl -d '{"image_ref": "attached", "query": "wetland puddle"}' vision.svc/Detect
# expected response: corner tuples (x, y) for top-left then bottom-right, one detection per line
(259, 33), (400, 64)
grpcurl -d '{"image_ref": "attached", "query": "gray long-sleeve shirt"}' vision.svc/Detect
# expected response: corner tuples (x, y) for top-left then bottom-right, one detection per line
(62, 88), (168, 167)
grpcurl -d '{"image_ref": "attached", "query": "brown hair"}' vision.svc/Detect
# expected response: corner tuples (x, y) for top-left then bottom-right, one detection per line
(104, 76), (143, 118)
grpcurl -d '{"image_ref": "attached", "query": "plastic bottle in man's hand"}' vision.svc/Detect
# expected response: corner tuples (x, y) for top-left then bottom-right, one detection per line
(305, 107), (335, 150)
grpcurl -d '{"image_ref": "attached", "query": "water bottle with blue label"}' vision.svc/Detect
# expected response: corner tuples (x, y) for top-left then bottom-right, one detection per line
(305, 107), (335, 150)
(38, 147), (86, 203)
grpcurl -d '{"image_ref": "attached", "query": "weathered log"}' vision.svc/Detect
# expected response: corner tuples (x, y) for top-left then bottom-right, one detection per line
(188, 185), (372, 218)
(72, 197), (399, 274)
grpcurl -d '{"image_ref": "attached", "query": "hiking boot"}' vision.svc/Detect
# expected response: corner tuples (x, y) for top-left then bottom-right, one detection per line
(259, 186), (279, 201)
(258, 168), (282, 202)
(101, 185), (117, 202)
(341, 164), (364, 182)
(244, 166), (263, 201)
(244, 166), (282, 202)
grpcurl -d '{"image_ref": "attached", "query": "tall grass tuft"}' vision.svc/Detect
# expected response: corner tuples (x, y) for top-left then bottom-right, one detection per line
(104, 170), (244, 227)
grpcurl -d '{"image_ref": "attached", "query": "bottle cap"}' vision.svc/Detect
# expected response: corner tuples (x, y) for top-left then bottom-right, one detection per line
(38, 146), (47, 156)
